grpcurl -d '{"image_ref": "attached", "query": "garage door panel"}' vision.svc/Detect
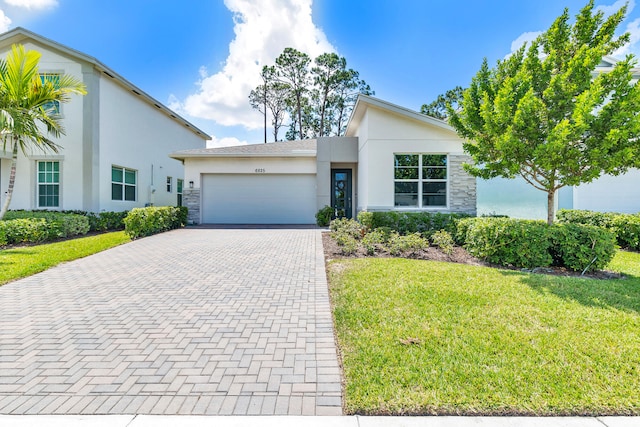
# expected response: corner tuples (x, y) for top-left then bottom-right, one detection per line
(202, 174), (316, 224)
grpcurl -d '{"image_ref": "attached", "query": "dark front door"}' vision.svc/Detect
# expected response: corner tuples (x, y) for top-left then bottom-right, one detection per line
(331, 169), (352, 219)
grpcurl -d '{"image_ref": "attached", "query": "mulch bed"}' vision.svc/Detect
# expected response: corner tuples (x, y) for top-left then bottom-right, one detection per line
(321, 232), (623, 280)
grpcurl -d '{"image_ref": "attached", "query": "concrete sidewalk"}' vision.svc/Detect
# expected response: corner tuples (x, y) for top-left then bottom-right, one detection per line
(0, 415), (638, 426)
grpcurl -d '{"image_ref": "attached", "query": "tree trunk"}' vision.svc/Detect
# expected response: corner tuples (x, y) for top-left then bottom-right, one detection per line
(546, 190), (555, 225)
(0, 143), (18, 220)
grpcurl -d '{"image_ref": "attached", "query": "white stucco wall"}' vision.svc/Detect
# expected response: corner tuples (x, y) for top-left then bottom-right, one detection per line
(0, 38), (207, 213)
(573, 169), (640, 213)
(356, 106), (467, 211)
(98, 77), (205, 212)
(184, 156), (317, 188)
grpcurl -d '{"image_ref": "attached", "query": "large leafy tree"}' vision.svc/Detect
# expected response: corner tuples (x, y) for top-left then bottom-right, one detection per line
(0, 44), (86, 219)
(275, 48), (311, 140)
(449, 0), (640, 224)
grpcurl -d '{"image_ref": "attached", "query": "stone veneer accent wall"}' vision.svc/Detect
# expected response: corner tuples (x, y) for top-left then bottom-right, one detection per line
(183, 189), (200, 224)
(448, 154), (476, 215)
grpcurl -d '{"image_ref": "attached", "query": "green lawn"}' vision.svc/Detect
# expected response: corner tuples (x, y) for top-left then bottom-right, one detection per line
(328, 251), (640, 415)
(0, 231), (131, 286)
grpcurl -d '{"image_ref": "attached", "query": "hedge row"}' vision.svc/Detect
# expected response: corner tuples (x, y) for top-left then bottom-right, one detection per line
(557, 209), (640, 251)
(456, 217), (616, 272)
(6, 210), (127, 232)
(0, 213), (90, 246)
(123, 206), (187, 239)
(357, 211), (472, 237)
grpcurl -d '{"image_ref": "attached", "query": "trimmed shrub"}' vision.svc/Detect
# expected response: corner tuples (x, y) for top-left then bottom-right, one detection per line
(462, 218), (553, 269)
(387, 232), (429, 256)
(0, 212), (90, 246)
(89, 211), (128, 232)
(557, 209), (640, 251)
(316, 205), (333, 227)
(124, 206), (186, 239)
(362, 229), (387, 255)
(357, 211), (472, 237)
(330, 218), (363, 239)
(1, 218), (50, 244)
(459, 217), (617, 271)
(431, 229), (455, 255)
(550, 223), (616, 272)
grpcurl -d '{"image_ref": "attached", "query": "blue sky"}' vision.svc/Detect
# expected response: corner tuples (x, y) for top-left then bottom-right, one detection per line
(5, 0), (640, 146)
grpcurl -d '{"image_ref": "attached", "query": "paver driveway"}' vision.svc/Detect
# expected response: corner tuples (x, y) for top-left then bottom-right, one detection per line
(0, 228), (342, 415)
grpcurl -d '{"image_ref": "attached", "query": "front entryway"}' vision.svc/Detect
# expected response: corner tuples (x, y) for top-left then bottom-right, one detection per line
(331, 169), (352, 219)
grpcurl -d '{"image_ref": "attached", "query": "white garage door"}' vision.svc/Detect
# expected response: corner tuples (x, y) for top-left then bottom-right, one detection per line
(201, 174), (317, 224)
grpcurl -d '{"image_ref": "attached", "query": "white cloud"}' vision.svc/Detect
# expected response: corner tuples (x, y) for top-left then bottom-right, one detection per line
(613, 17), (640, 57)
(206, 136), (249, 149)
(0, 10), (11, 32)
(596, 0), (634, 17)
(4, 0), (57, 9)
(508, 31), (543, 56)
(171, 0), (335, 130)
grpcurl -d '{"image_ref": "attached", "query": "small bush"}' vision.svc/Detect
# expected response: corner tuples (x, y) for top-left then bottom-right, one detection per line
(387, 232), (429, 256)
(0, 212), (90, 246)
(362, 229), (387, 255)
(89, 211), (128, 232)
(557, 209), (640, 251)
(124, 206), (186, 239)
(330, 218), (363, 239)
(316, 205), (334, 227)
(462, 218), (553, 269)
(431, 230), (455, 255)
(550, 223), (616, 272)
(360, 211), (472, 237)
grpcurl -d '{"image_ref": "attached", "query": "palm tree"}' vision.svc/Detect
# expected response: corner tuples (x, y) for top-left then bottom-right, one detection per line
(0, 44), (86, 219)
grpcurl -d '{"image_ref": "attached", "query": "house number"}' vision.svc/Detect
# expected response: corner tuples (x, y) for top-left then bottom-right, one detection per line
(255, 168), (266, 173)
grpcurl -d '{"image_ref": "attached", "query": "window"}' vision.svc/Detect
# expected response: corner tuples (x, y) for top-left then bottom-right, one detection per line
(394, 154), (447, 208)
(166, 176), (172, 193)
(111, 166), (137, 201)
(37, 161), (60, 207)
(40, 73), (61, 115)
(177, 179), (183, 207)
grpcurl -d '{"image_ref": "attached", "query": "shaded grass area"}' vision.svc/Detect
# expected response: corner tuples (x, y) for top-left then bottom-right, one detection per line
(328, 251), (640, 415)
(0, 231), (131, 286)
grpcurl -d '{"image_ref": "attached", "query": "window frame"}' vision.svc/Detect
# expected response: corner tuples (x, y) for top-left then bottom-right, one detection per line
(177, 178), (184, 207)
(39, 72), (62, 116)
(393, 153), (448, 209)
(36, 160), (61, 208)
(166, 176), (172, 193)
(111, 165), (137, 202)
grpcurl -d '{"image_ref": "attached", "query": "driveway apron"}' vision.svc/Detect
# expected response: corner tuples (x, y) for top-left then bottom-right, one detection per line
(0, 228), (342, 415)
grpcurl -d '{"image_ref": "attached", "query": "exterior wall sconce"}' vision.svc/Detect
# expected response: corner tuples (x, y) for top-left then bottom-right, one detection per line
(189, 181), (194, 189)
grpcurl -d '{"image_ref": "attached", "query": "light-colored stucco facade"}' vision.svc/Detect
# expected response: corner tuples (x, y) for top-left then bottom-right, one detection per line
(172, 95), (477, 225)
(0, 28), (209, 213)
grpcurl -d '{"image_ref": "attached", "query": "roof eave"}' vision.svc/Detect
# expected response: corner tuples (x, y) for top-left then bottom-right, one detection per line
(0, 27), (211, 141)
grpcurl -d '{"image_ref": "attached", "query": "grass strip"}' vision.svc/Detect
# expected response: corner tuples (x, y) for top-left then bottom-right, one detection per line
(0, 231), (131, 286)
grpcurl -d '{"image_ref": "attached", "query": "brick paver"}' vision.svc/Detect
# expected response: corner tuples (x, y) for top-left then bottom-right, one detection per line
(0, 228), (342, 415)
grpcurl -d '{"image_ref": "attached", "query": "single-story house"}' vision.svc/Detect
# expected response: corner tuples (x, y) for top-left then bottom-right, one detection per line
(0, 27), (210, 213)
(170, 95), (477, 224)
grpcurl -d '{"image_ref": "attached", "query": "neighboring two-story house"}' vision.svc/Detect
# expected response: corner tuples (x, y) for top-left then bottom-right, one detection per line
(0, 28), (209, 213)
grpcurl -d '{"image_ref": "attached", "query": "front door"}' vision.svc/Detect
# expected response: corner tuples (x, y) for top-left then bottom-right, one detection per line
(331, 169), (352, 219)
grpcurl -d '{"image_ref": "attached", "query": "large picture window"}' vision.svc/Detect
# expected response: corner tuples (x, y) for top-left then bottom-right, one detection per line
(394, 154), (447, 208)
(37, 161), (60, 207)
(112, 166), (137, 201)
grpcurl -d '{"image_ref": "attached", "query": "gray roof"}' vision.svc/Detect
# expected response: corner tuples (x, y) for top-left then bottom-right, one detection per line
(170, 139), (317, 159)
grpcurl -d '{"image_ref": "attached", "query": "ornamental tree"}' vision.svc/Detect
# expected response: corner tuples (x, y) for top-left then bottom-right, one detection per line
(448, 0), (640, 224)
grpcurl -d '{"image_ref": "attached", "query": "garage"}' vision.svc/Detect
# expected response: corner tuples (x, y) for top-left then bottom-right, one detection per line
(201, 173), (317, 224)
